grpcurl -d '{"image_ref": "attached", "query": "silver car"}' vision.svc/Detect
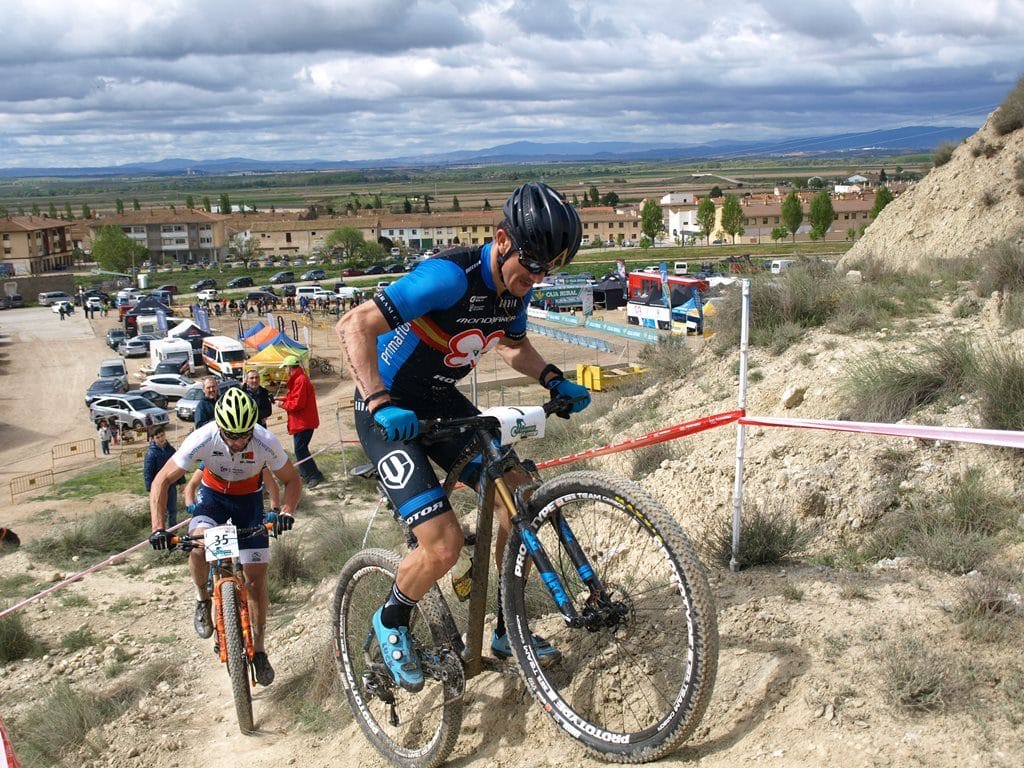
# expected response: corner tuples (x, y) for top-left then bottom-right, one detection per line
(89, 394), (169, 430)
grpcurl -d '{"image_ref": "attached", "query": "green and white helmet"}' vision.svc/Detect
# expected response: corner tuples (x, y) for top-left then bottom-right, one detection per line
(214, 387), (258, 433)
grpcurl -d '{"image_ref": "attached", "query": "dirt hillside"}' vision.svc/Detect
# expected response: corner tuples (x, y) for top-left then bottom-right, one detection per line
(4, 121), (1024, 766)
(840, 108), (1024, 271)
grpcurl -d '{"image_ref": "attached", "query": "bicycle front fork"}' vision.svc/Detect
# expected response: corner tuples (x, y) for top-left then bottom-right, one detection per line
(496, 478), (618, 632)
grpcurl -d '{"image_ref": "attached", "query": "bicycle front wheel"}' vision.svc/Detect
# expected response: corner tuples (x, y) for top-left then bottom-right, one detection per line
(500, 470), (718, 763)
(220, 580), (255, 734)
(332, 548), (463, 768)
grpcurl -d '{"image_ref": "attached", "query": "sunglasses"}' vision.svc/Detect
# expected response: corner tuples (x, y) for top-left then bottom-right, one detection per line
(507, 232), (553, 276)
(220, 429), (253, 441)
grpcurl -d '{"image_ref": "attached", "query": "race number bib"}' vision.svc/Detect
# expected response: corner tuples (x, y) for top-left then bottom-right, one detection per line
(204, 524), (239, 561)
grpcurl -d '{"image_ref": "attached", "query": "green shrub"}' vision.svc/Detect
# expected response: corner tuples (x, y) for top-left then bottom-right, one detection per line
(854, 467), (1011, 574)
(932, 142), (956, 167)
(60, 628), (99, 652)
(976, 237), (1024, 295)
(704, 504), (811, 568)
(638, 333), (694, 383)
(27, 507), (151, 568)
(952, 568), (1022, 642)
(0, 609), (46, 663)
(840, 336), (975, 422)
(975, 341), (1024, 430)
(992, 75), (1024, 136)
(878, 636), (963, 712)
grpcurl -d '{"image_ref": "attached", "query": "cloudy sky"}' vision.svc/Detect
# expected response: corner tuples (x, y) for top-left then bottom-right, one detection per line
(1, 0), (1022, 168)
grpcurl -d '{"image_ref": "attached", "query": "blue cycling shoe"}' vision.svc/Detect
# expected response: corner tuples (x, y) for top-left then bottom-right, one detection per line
(491, 630), (561, 664)
(372, 608), (424, 693)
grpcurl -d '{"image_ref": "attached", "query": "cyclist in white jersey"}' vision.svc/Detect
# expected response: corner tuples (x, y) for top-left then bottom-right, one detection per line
(148, 388), (302, 686)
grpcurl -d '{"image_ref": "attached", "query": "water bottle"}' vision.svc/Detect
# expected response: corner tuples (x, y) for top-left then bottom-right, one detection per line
(451, 533), (475, 602)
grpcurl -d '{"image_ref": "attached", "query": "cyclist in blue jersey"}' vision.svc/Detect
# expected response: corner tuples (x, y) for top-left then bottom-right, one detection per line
(336, 182), (592, 691)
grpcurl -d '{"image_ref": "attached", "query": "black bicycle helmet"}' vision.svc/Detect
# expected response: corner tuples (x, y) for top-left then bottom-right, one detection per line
(502, 182), (582, 271)
(214, 387), (259, 433)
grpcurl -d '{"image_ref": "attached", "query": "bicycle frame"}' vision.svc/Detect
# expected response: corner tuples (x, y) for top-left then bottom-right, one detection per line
(443, 423), (614, 678)
(209, 559), (256, 668)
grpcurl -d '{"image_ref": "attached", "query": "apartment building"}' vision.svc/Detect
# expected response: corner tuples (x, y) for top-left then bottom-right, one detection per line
(0, 216), (74, 276)
(663, 190), (882, 244)
(579, 206), (644, 246)
(87, 210), (231, 264)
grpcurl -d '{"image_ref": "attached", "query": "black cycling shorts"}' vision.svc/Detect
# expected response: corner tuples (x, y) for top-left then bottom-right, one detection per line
(354, 386), (498, 529)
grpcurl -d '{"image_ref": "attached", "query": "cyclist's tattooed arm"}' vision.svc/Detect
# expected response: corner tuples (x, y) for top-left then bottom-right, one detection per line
(336, 301), (392, 403)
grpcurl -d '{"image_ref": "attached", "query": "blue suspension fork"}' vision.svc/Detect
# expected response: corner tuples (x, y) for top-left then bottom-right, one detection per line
(496, 476), (609, 629)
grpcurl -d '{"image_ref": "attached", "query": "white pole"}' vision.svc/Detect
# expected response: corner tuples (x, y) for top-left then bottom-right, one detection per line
(730, 279), (751, 572)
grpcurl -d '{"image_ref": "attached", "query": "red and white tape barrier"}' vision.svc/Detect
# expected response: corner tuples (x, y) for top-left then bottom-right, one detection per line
(739, 415), (1024, 450)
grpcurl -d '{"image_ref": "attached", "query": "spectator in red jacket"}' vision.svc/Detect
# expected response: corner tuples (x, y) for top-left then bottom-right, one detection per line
(277, 355), (325, 488)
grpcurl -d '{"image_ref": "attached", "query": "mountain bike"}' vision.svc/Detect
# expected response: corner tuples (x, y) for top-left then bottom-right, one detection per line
(332, 398), (718, 768)
(172, 519), (282, 735)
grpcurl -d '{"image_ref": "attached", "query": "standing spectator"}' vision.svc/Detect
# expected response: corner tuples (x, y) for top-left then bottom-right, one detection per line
(277, 355), (325, 487)
(58, 303), (66, 321)
(242, 370), (273, 427)
(97, 420), (111, 455)
(143, 426), (183, 528)
(194, 376), (219, 429)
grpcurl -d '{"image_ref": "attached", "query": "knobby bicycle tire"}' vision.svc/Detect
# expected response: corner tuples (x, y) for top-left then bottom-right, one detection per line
(500, 470), (718, 763)
(220, 580), (255, 734)
(333, 548), (463, 768)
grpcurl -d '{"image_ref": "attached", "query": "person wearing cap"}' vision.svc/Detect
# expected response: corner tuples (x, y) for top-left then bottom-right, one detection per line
(335, 181), (592, 692)
(276, 355), (325, 488)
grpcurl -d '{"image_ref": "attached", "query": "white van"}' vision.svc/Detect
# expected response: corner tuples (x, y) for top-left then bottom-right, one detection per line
(201, 335), (247, 379)
(37, 290), (73, 306)
(673, 261), (689, 276)
(294, 285), (321, 302)
(770, 259), (797, 275)
(151, 338), (195, 374)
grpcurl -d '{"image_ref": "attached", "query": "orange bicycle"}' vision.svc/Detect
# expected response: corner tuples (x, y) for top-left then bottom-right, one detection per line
(172, 519), (281, 734)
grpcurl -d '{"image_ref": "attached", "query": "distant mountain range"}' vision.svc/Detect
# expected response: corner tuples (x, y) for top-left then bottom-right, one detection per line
(0, 126), (976, 178)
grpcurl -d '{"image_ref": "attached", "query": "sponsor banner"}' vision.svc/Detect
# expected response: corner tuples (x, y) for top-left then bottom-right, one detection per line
(583, 318), (659, 342)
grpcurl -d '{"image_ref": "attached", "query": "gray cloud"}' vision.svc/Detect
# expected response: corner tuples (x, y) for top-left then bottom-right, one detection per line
(1, 0), (1021, 168)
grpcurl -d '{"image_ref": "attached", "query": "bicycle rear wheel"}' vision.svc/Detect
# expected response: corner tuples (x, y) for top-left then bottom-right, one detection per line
(220, 580), (254, 734)
(332, 548), (464, 768)
(500, 470), (718, 762)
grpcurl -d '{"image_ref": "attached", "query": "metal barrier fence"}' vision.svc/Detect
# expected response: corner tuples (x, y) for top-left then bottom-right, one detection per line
(10, 469), (55, 498)
(525, 322), (614, 352)
(51, 438), (96, 466)
(119, 445), (148, 473)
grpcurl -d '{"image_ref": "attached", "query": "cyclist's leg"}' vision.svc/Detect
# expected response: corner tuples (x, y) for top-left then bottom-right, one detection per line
(241, 561), (269, 651)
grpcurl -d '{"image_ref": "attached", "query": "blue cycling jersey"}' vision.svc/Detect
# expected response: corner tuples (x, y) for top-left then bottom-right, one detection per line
(373, 244), (530, 395)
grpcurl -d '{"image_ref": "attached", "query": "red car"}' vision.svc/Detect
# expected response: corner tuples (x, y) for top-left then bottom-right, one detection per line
(341, 267), (364, 277)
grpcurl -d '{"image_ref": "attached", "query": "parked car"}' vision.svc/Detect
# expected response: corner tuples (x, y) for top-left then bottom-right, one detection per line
(141, 374), (195, 399)
(176, 379), (238, 421)
(51, 300), (75, 315)
(37, 290), (74, 306)
(85, 377), (128, 406)
(97, 358), (129, 389)
(256, 285), (278, 296)
(301, 268), (326, 281)
(364, 265), (386, 275)
(136, 388), (169, 410)
(105, 329), (127, 349)
(152, 355), (192, 376)
(75, 289), (109, 306)
(85, 296), (104, 310)
(90, 394), (169, 429)
(118, 337), (150, 357)
(385, 264), (406, 274)
(280, 284), (297, 297)
(154, 284), (179, 295)
(190, 278), (217, 291)
(0, 294), (24, 310)
(341, 267), (364, 277)
(196, 288), (220, 301)
(246, 290), (279, 304)
(269, 270), (295, 284)
(227, 276), (254, 288)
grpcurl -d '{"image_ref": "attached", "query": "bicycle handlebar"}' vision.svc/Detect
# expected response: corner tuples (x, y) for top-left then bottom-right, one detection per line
(171, 521), (275, 552)
(415, 396), (583, 444)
